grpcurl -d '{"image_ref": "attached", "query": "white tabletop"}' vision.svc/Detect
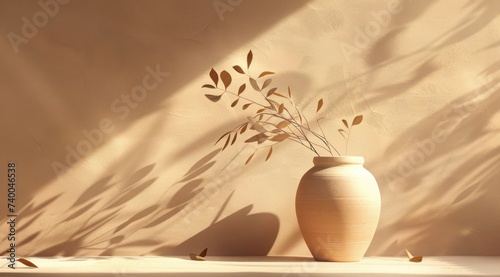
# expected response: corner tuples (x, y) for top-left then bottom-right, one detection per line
(1, 256), (499, 276)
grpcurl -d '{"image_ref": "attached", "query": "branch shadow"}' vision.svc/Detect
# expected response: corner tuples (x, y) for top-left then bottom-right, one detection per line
(15, 141), (279, 257)
(367, 74), (500, 256)
(360, 0), (498, 106)
(91, 146), (280, 256)
(354, 2), (500, 255)
(1, 0), (308, 256)
(22, 164), (158, 256)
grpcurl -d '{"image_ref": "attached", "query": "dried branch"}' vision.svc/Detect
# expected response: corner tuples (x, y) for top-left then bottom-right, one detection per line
(202, 50), (363, 163)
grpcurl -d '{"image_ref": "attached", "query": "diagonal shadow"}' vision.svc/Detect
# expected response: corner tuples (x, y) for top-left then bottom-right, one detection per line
(151, 205), (280, 256)
(0, 0), (311, 256)
(367, 75), (500, 256)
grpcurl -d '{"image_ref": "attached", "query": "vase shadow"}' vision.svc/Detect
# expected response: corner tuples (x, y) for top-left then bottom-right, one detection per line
(152, 205), (280, 256)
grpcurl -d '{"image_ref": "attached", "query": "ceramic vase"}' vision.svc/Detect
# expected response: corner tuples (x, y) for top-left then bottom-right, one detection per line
(295, 156), (381, 262)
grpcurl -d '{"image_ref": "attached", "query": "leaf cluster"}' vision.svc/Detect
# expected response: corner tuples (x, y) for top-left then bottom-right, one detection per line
(202, 50), (363, 164)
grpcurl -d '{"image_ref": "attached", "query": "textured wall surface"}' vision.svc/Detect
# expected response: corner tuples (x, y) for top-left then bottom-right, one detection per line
(0, 0), (499, 257)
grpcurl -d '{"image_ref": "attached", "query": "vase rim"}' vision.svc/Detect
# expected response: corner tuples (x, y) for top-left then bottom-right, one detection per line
(313, 156), (364, 165)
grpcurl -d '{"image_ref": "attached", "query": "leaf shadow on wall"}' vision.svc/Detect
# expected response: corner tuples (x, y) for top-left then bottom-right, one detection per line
(29, 164), (157, 256)
(22, 147), (279, 256)
(1, 0), (305, 256)
(360, 0), (498, 105)
(97, 147), (279, 256)
(3, 0), (313, 197)
(355, 0), (500, 256)
(367, 76), (500, 256)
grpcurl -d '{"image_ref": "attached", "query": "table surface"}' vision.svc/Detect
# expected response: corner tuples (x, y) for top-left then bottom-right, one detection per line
(1, 256), (500, 276)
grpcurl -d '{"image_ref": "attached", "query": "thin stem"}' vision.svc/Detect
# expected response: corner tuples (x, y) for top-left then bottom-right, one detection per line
(270, 110), (340, 156)
(217, 88), (270, 109)
(282, 106), (309, 148)
(316, 118), (332, 155)
(345, 127), (351, 156)
(212, 76), (342, 157)
(257, 112), (320, 155)
(283, 96), (341, 156)
(253, 111), (324, 155)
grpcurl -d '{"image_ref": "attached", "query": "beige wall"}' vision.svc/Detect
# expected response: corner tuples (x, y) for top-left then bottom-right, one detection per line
(0, 0), (499, 257)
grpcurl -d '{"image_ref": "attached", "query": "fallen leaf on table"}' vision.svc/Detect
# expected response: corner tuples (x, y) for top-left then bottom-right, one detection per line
(189, 248), (208, 261)
(18, 258), (38, 268)
(405, 249), (423, 263)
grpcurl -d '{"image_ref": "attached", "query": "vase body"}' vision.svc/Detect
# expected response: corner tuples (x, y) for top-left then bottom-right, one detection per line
(295, 156), (381, 262)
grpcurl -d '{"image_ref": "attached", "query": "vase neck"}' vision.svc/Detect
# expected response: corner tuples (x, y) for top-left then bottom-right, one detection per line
(313, 156), (364, 166)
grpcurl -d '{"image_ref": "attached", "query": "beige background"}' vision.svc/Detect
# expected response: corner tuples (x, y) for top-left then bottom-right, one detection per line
(0, 0), (499, 257)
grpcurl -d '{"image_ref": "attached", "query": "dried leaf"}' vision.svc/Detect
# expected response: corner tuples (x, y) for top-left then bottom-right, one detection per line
(245, 152), (255, 165)
(258, 71), (275, 78)
(270, 133), (289, 142)
(258, 113), (264, 121)
(247, 50), (253, 68)
(199, 248), (208, 257)
(215, 131), (231, 145)
(271, 129), (281, 133)
(256, 108), (266, 114)
(249, 77), (260, 91)
(265, 147), (273, 161)
(342, 119), (349, 128)
(189, 253), (205, 261)
(233, 65), (245, 74)
(209, 68), (218, 86)
(238, 83), (246, 95)
(338, 129), (347, 140)
(273, 93), (287, 99)
(220, 70), (232, 89)
(352, 115), (363, 126)
(231, 132), (238, 145)
(240, 123), (248, 134)
(405, 249), (423, 263)
(266, 87), (278, 97)
(17, 258), (38, 268)
(278, 103), (285, 114)
(277, 120), (290, 129)
(316, 99), (324, 113)
(288, 86), (292, 98)
(411, 256), (423, 263)
(222, 134), (231, 151)
(268, 99), (280, 111)
(202, 84), (216, 89)
(231, 99), (239, 107)
(205, 94), (222, 102)
(242, 103), (252, 110)
(261, 78), (272, 90)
